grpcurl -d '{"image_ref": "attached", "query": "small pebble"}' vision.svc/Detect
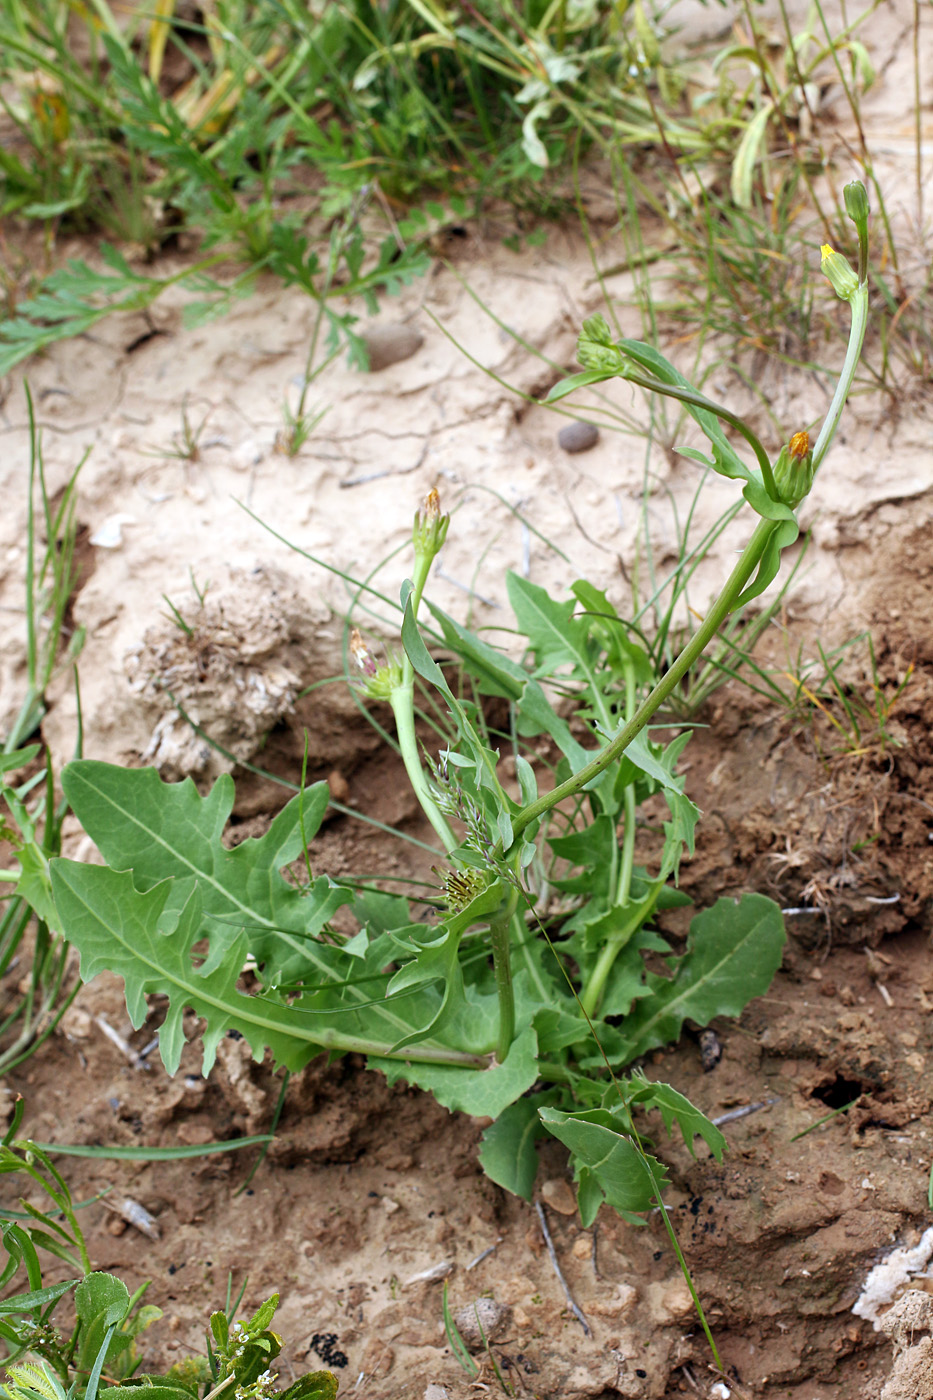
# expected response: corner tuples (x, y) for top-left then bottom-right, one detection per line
(327, 769), (349, 804)
(699, 1027), (722, 1072)
(558, 420), (600, 453)
(452, 1297), (511, 1350)
(360, 323), (424, 371)
(423, 1387), (449, 1400)
(541, 1177), (577, 1215)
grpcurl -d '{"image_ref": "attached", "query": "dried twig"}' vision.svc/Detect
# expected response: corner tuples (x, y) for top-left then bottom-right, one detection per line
(711, 1098), (780, 1127)
(466, 1237), (503, 1271)
(534, 1200), (590, 1336)
(95, 1015), (148, 1070)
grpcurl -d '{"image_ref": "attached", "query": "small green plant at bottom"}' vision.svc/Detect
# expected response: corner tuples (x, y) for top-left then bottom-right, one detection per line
(45, 186), (872, 1371)
(0, 1123), (336, 1400)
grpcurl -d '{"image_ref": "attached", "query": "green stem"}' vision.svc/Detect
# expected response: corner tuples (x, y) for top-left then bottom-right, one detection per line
(314, 1028), (488, 1067)
(812, 281), (869, 472)
(489, 891), (519, 1061)
(506, 515), (780, 851)
(616, 360), (778, 499)
(389, 683), (458, 854)
(390, 550), (459, 855)
(582, 884), (663, 1019)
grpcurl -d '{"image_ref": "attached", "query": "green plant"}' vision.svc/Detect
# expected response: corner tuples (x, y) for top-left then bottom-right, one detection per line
(0, 391), (86, 1073)
(44, 185), (870, 1363)
(0, 1117), (336, 1400)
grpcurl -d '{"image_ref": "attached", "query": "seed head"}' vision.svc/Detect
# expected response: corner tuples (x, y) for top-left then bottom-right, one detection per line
(350, 627), (377, 678)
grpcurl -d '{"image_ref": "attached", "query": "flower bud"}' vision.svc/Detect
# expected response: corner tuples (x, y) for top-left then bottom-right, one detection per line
(772, 430), (814, 507)
(844, 181), (870, 232)
(821, 244), (859, 301)
(577, 313), (625, 374)
(412, 486), (449, 562)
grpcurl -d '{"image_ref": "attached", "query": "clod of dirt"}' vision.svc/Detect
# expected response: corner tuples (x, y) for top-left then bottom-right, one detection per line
(879, 1291), (933, 1400)
(557, 419), (600, 453)
(123, 563), (311, 779)
(360, 322), (424, 370)
(881, 1290), (933, 1354)
(541, 1177), (577, 1214)
(452, 1296), (511, 1350)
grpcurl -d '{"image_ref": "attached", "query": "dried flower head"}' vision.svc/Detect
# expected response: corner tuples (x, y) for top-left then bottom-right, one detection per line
(413, 486), (450, 560)
(348, 628), (402, 700)
(350, 627), (377, 678)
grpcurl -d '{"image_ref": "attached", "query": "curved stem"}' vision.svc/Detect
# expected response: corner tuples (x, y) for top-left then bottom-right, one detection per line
(389, 684), (457, 855)
(617, 364), (778, 500)
(390, 551), (459, 854)
(489, 889), (519, 1061)
(505, 516), (780, 852)
(812, 281), (869, 472)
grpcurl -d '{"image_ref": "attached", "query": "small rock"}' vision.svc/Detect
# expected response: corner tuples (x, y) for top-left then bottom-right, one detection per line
(541, 1177), (577, 1215)
(558, 420), (600, 453)
(90, 513), (136, 548)
(589, 1283), (638, 1318)
(327, 769), (349, 804)
(423, 1387), (449, 1400)
(452, 1297), (511, 1350)
(881, 1291), (933, 1355)
(232, 439), (263, 471)
(361, 323), (424, 371)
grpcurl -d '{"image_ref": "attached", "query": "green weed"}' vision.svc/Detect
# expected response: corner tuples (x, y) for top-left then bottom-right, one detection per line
(0, 391), (85, 1073)
(0, 1122), (336, 1400)
(43, 189), (872, 1377)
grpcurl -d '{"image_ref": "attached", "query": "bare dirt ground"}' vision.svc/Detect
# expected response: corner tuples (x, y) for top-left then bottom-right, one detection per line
(3, 0), (933, 1394)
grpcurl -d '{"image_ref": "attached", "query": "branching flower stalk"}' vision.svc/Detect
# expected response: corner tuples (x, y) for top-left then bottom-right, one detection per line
(350, 489), (458, 856)
(504, 181), (870, 859)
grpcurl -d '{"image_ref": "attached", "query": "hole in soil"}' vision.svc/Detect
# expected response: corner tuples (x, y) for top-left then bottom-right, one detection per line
(812, 1072), (866, 1108)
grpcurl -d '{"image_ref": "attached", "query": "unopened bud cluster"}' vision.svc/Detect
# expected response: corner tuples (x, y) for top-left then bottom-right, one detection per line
(576, 313), (626, 375)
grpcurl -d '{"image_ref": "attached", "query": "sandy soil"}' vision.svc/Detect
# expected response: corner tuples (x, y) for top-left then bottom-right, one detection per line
(3, 0), (933, 1394)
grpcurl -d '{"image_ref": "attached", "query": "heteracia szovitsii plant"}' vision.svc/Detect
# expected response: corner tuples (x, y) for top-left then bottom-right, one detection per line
(46, 185), (870, 1276)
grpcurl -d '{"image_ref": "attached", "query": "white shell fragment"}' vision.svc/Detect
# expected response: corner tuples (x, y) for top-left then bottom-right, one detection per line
(90, 513), (136, 548)
(852, 1227), (933, 1327)
(402, 1259), (454, 1288)
(104, 1196), (161, 1241)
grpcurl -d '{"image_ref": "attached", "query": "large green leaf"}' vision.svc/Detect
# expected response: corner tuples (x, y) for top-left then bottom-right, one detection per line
(50, 864), (320, 1075)
(60, 762), (351, 981)
(612, 893), (785, 1061)
(375, 1023), (539, 1118)
(478, 1096), (546, 1200)
(507, 573), (594, 680)
(49, 860), (496, 1077)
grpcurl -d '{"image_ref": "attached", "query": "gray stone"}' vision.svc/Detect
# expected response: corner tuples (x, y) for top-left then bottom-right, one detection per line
(452, 1296), (511, 1350)
(558, 419), (600, 453)
(361, 322), (424, 371)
